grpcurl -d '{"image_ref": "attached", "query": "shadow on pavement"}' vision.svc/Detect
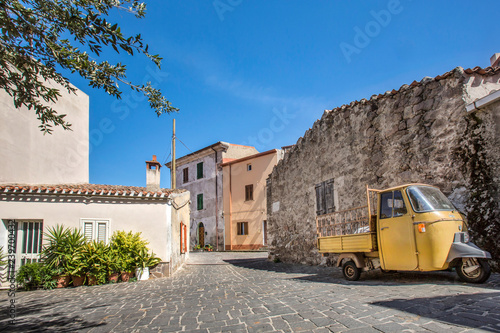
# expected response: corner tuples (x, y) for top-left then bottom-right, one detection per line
(371, 292), (500, 332)
(0, 298), (106, 332)
(224, 258), (500, 289)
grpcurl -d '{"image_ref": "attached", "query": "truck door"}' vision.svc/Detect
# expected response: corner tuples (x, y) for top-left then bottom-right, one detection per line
(378, 190), (418, 270)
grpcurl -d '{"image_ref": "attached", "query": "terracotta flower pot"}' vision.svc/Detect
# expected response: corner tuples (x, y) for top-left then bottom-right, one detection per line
(108, 273), (119, 283)
(87, 275), (98, 286)
(72, 275), (85, 287)
(54, 275), (70, 288)
(120, 271), (134, 282)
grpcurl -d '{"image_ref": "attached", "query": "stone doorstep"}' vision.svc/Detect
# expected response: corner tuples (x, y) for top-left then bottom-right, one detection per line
(150, 262), (170, 278)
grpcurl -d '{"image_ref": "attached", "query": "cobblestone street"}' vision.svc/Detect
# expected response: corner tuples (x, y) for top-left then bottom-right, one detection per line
(1, 252), (500, 332)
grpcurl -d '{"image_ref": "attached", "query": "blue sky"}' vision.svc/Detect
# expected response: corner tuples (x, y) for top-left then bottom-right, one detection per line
(64, 1), (500, 188)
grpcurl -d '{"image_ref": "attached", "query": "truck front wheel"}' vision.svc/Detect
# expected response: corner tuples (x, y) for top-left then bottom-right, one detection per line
(342, 261), (361, 281)
(456, 258), (491, 284)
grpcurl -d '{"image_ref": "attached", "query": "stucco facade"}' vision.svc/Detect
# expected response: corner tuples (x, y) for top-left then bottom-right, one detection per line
(267, 63), (500, 270)
(0, 186), (190, 281)
(0, 86), (89, 185)
(0, 84), (190, 284)
(222, 149), (284, 250)
(167, 142), (258, 250)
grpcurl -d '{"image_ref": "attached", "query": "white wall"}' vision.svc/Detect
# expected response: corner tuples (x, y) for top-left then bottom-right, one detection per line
(0, 197), (170, 260)
(0, 85), (89, 185)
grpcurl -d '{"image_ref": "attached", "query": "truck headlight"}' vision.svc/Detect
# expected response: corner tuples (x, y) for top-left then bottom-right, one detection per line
(463, 232), (470, 243)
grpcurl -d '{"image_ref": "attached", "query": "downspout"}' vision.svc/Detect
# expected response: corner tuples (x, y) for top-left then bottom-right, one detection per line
(229, 164), (233, 251)
(211, 147), (219, 251)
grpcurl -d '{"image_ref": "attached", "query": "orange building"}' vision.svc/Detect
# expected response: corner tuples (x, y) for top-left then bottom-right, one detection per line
(222, 149), (283, 250)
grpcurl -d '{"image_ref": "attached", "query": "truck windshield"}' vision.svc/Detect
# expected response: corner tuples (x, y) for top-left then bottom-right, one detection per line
(407, 186), (455, 212)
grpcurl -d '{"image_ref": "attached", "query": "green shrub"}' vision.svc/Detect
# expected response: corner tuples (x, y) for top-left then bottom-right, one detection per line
(16, 262), (56, 290)
(110, 230), (160, 273)
(0, 246), (7, 266)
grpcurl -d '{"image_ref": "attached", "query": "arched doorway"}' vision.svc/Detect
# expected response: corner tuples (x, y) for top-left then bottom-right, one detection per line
(198, 222), (205, 248)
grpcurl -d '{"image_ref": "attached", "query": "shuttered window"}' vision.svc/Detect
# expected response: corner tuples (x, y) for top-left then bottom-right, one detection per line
(245, 184), (254, 201)
(197, 162), (204, 179)
(237, 222), (248, 235)
(83, 221), (94, 241)
(81, 219), (110, 243)
(197, 193), (203, 210)
(315, 179), (335, 215)
(97, 222), (107, 242)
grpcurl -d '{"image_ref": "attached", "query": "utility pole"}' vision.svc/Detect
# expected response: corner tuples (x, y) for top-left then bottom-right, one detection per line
(171, 119), (176, 189)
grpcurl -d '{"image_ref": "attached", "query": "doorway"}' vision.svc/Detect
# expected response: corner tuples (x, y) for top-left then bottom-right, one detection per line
(198, 222), (205, 247)
(7, 220), (44, 271)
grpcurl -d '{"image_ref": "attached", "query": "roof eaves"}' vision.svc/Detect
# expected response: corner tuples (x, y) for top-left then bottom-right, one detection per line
(220, 149), (279, 167)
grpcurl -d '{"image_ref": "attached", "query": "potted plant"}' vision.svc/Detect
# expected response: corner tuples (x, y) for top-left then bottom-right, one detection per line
(67, 256), (86, 287)
(104, 248), (121, 283)
(41, 225), (85, 288)
(79, 241), (109, 286)
(110, 231), (148, 282)
(134, 248), (161, 281)
(16, 262), (43, 291)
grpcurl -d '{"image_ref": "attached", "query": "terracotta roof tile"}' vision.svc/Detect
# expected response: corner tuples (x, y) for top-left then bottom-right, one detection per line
(327, 66), (500, 114)
(0, 183), (185, 199)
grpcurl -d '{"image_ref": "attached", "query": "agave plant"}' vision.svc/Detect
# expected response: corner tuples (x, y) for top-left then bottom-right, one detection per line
(41, 225), (85, 276)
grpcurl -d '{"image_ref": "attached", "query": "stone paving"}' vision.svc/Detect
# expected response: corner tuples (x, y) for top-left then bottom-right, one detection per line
(1, 252), (500, 332)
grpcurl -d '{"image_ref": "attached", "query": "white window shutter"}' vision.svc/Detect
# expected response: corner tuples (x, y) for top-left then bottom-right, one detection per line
(97, 222), (107, 243)
(83, 222), (94, 242)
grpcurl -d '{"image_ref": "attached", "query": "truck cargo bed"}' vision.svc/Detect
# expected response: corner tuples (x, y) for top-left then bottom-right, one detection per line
(317, 232), (377, 253)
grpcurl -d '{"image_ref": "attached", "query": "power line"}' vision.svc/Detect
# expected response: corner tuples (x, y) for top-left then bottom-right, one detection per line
(175, 135), (194, 154)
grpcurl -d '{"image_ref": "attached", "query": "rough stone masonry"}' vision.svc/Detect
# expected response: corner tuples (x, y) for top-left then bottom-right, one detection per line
(267, 65), (500, 271)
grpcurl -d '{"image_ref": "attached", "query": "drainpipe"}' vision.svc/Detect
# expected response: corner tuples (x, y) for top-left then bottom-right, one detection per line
(229, 164), (233, 251)
(211, 147), (219, 251)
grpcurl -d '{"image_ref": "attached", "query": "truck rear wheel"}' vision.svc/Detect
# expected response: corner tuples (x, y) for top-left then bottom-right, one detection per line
(342, 261), (361, 281)
(456, 258), (491, 284)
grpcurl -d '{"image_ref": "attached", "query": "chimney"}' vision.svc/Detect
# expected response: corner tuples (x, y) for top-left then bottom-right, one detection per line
(490, 53), (500, 67)
(146, 155), (161, 191)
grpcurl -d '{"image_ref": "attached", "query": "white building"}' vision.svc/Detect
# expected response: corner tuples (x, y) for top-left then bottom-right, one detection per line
(0, 84), (189, 286)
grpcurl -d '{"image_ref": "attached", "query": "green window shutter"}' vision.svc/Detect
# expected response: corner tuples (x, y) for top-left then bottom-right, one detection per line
(197, 193), (203, 210)
(197, 162), (203, 179)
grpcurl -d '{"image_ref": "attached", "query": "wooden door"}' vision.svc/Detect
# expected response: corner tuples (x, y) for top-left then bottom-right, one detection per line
(198, 223), (205, 248)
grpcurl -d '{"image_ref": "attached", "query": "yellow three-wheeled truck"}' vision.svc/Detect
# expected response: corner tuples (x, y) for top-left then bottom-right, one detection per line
(316, 184), (491, 283)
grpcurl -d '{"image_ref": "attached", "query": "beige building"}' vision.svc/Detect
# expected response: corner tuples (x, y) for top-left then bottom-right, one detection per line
(0, 84), (190, 285)
(222, 149), (284, 250)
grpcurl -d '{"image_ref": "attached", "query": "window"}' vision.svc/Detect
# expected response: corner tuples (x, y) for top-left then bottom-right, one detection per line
(183, 168), (189, 183)
(237, 222), (248, 235)
(197, 193), (204, 210)
(407, 186), (455, 213)
(197, 162), (204, 179)
(247, 164), (252, 171)
(315, 179), (335, 215)
(380, 191), (407, 219)
(81, 219), (110, 243)
(245, 184), (254, 201)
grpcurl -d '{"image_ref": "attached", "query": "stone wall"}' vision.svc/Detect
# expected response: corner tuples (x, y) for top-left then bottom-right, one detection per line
(267, 67), (500, 270)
